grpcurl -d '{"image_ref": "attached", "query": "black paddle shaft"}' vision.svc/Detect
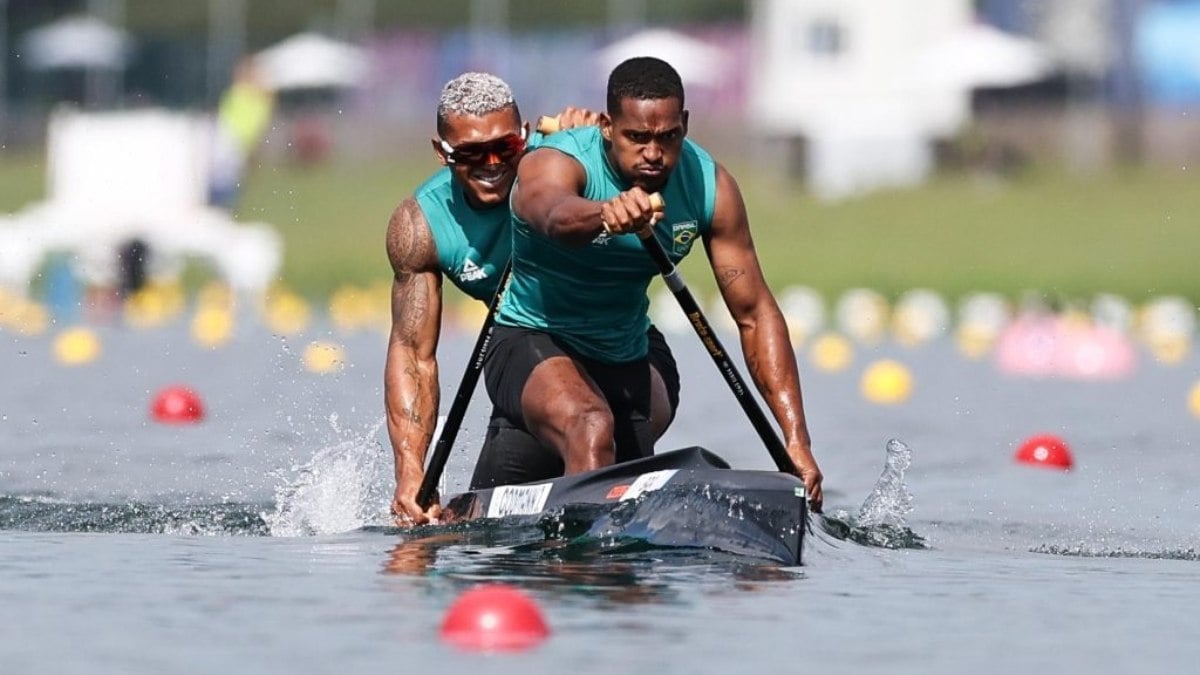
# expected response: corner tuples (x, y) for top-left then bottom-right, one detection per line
(416, 263), (511, 508)
(638, 230), (798, 475)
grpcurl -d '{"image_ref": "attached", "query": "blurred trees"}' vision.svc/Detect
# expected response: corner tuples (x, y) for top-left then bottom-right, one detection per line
(7, 0), (744, 42)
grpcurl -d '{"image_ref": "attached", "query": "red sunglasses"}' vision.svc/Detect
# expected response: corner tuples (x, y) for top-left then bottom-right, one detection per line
(439, 127), (527, 167)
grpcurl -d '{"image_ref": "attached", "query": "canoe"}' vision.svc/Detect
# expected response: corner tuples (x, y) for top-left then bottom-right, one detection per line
(441, 447), (808, 564)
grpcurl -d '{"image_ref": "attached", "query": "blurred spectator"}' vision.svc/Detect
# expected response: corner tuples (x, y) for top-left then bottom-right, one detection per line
(210, 57), (276, 210)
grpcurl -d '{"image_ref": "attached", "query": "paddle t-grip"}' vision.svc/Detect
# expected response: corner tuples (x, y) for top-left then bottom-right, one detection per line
(536, 115), (561, 134)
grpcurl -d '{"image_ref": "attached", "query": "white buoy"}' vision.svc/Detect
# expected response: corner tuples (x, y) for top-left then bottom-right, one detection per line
(834, 288), (889, 344)
(779, 285), (826, 346)
(892, 288), (950, 346)
(1091, 293), (1134, 334)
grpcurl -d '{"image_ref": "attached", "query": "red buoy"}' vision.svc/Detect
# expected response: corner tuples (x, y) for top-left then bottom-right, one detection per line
(440, 584), (549, 651)
(1014, 434), (1073, 471)
(151, 386), (205, 424)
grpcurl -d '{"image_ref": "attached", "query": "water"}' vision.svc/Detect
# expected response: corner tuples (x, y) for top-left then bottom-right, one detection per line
(2, 320), (1199, 673)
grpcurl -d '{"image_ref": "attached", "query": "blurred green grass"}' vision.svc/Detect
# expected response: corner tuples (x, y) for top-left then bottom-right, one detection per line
(2, 149), (1196, 306)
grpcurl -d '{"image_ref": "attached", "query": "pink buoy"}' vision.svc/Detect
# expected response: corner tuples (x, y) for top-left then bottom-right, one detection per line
(995, 315), (1058, 377)
(997, 314), (1136, 380)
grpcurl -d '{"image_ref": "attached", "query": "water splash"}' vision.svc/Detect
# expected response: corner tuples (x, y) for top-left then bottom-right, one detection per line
(1031, 544), (1200, 562)
(819, 439), (927, 549)
(263, 417), (392, 536)
(858, 438), (914, 528)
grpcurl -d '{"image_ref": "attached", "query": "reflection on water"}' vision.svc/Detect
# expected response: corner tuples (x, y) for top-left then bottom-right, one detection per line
(379, 522), (804, 606)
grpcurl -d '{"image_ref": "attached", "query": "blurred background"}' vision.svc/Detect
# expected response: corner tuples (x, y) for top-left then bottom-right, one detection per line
(0, 0), (1197, 354)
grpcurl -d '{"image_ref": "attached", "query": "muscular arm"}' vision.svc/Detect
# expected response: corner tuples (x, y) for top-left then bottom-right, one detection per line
(510, 148), (600, 246)
(384, 198), (444, 521)
(704, 165), (823, 510)
(513, 148), (661, 245)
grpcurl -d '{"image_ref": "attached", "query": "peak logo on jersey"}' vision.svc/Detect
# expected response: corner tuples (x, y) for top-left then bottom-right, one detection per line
(458, 258), (488, 282)
(672, 221), (698, 255)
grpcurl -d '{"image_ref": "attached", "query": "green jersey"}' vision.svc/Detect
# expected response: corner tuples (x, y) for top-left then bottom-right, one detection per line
(414, 130), (545, 302)
(497, 126), (718, 363)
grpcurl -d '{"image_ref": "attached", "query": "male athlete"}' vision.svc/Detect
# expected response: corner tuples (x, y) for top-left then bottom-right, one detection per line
(489, 57), (824, 512)
(385, 73), (681, 524)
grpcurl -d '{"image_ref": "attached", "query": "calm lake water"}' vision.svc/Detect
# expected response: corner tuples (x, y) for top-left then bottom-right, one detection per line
(2, 318), (1198, 674)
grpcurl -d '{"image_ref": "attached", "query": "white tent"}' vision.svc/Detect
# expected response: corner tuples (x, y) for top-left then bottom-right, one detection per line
(0, 108), (283, 298)
(21, 14), (131, 71)
(594, 29), (730, 87)
(915, 22), (1057, 89)
(255, 32), (368, 91)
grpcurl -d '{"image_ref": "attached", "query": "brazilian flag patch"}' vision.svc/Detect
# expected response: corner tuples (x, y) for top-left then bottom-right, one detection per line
(671, 221), (699, 255)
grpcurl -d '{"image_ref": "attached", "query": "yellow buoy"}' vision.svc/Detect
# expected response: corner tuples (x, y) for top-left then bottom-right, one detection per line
(1188, 381), (1200, 419)
(329, 285), (370, 333)
(955, 323), (995, 360)
(124, 285), (174, 329)
(809, 332), (853, 372)
(197, 281), (234, 309)
(303, 340), (346, 374)
(453, 298), (489, 332)
(53, 327), (102, 366)
(264, 291), (311, 336)
(861, 359), (913, 405)
(191, 305), (235, 348)
(9, 300), (50, 337)
(1149, 334), (1190, 365)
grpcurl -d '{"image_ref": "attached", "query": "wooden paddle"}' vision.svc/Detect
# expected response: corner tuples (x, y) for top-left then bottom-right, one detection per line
(639, 193), (799, 475)
(536, 115), (561, 134)
(416, 262), (511, 509)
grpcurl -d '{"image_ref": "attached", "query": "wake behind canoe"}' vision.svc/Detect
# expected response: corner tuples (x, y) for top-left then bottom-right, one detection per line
(441, 447), (808, 565)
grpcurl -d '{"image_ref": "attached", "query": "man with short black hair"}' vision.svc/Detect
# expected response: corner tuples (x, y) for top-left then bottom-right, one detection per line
(489, 57), (824, 512)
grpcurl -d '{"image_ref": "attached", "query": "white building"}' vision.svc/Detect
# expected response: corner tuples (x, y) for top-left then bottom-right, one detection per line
(749, 0), (1051, 200)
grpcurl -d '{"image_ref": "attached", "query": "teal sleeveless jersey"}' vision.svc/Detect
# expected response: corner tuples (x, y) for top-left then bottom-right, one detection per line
(498, 126), (718, 363)
(415, 129), (546, 302)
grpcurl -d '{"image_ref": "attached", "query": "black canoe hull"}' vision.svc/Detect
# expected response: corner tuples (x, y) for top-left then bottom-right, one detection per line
(441, 447), (808, 564)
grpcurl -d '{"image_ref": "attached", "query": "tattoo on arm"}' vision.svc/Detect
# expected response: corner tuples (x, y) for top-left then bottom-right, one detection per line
(387, 199), (437, 347)
(715, 266), (745, 290)
(393, 274), (431, 345)
(387, 201), (434, 279)
(385, 198), (442, 456)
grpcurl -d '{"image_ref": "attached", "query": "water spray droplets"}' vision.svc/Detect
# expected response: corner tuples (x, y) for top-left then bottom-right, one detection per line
(858, 438), (914, 528)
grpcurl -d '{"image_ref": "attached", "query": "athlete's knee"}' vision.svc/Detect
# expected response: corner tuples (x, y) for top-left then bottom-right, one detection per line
(550, 401), (616, 471)
(564, 404), (616, 445)
(649, 367), (675, 439)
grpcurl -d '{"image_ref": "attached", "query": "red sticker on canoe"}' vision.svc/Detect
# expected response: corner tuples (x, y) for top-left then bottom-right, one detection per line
(605, 485), (629, 500)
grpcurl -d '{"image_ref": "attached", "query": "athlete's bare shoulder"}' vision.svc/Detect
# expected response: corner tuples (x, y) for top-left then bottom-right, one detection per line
(386, 197), (438, 277)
